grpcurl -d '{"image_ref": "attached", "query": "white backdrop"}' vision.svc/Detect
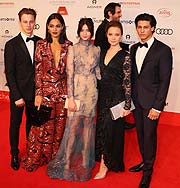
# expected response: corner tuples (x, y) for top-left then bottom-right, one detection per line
(0, 0), (179, 113)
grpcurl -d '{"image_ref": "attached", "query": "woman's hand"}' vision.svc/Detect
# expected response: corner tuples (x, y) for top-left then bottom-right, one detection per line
(68, 97), (77, 112)
(34, 95), (42, 110)
(120, 109), (131, 118)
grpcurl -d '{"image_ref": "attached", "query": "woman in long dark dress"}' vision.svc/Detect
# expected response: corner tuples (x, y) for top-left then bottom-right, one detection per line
(22, 13), (72, 171)
(94, 21), (131, 179)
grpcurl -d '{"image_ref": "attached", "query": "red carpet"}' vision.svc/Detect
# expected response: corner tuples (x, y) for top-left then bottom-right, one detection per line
(0, 100), (180, 188)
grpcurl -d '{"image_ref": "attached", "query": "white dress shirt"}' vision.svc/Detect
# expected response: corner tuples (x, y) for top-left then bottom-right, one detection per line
(136, 37), (154, 73)
(21, 32), (35, 63)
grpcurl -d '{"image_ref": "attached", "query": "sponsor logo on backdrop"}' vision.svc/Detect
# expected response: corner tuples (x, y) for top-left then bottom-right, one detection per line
(92, 0), (97, 4)
(92, 17), (103, 24)
(0, 1), (14, 8)
(157, 8), (172, 18)
(0, 18), (15, 40)
(1, 29), (13, 39)
(123, 39), (136, 45)
(156, 28), (173, 35)
(125, 34), (131, 40)
(49, 0), (76, 6)
(34, 24), (40, 30)
(0, 17), (15, 22)
(5, 30), (9, 34)
(87, 0), (102, 9)
(123, 34), (136, 44)
(119, 1), (140, 8)
(57, 6), (68, 15)
(121, 19), (134, 24)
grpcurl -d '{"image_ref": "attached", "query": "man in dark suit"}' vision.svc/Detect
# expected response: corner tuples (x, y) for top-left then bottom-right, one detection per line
(4, 8), (41, 170)
(94, 2), (135, 129)
(94, 2), (129, 51)
(129, 13), (172, 188)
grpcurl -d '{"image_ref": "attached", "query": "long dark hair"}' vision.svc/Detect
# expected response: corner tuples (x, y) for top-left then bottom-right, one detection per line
(46, 13), (68, 43)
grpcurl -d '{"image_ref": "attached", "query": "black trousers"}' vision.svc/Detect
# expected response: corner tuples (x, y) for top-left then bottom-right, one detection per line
(133, 103), (159, 177)
(9, 99), (32, 155)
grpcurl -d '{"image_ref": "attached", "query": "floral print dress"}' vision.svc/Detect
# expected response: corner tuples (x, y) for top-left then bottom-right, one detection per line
(46, 39), (101, 181)
(22, 39), (72, 171)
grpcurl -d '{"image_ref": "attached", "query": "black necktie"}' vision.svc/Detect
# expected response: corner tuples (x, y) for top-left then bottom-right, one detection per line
(26, 37), (35, 42)
(138, 42), (148, 48)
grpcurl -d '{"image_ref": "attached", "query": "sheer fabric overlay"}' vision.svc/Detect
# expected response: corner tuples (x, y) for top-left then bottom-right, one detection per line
(46, 39), (101, 181)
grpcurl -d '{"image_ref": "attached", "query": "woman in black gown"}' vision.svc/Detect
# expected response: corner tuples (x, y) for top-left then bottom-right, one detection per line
(94, 21), (131, 179)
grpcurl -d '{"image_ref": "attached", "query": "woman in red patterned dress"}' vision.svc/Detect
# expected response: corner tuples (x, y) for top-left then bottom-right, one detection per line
(22, 13), (72, 171)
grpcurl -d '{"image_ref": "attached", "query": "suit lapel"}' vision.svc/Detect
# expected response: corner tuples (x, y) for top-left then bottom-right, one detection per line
(139, 39), (158, 74)
(17, 34), (33, 65)
(131, 44), (139, 77)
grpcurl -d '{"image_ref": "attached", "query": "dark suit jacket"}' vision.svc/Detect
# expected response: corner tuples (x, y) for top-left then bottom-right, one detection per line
(130, 38), (173, 111)
(94, 19), (129, 51)
(4, 33), (42, 101)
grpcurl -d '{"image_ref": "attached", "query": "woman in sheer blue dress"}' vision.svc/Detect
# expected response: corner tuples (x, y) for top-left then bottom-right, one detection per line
(46, 18), (101, 181)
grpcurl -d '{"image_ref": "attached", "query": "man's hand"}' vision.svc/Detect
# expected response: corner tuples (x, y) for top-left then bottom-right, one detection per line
(15, 98), (25, 107)
(148, 108), (160, 120)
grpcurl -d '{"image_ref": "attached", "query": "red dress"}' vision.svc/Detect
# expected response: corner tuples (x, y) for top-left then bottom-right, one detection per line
(22, 39), (72, 171)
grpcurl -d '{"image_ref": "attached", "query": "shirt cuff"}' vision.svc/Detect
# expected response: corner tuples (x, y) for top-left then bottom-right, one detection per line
(152, 108), (161, 113)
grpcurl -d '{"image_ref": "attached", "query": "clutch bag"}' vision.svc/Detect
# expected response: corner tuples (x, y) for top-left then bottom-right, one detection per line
(27, 103), (53, 127)
(110, 100), (135, 120)
(64, 98), (80, 111)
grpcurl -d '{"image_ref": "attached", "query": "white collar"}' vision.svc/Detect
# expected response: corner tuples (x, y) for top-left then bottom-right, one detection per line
(20, 32), (34, 42)
(141, 37), (154, 48)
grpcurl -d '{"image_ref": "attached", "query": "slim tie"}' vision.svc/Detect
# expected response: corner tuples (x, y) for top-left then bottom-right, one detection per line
(138, 42), (148, 48)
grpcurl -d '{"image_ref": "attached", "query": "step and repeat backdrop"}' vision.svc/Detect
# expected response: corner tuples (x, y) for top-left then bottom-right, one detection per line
(0, 0), (179, 112)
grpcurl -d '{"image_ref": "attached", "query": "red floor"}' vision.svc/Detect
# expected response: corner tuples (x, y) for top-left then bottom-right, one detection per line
(0, 100), (180, 188)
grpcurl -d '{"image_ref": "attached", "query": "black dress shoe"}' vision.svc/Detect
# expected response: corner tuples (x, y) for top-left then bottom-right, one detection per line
(11, 155), (20, 170)
(139, 175), (151, 188)
(129, 162), (144, 172)
(124, 122), (135, 129)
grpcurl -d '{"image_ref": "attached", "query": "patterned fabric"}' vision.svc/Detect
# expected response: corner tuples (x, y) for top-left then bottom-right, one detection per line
(46, 39), (101, 181)
(22, 39), (72, 171)
(95, 49), (131, 172)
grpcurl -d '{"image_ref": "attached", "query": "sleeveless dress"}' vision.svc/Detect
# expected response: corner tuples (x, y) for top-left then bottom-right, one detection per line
(46, 39), (101, 181)
(95, 49), (131, 172)
(22, 39), (72, 171)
